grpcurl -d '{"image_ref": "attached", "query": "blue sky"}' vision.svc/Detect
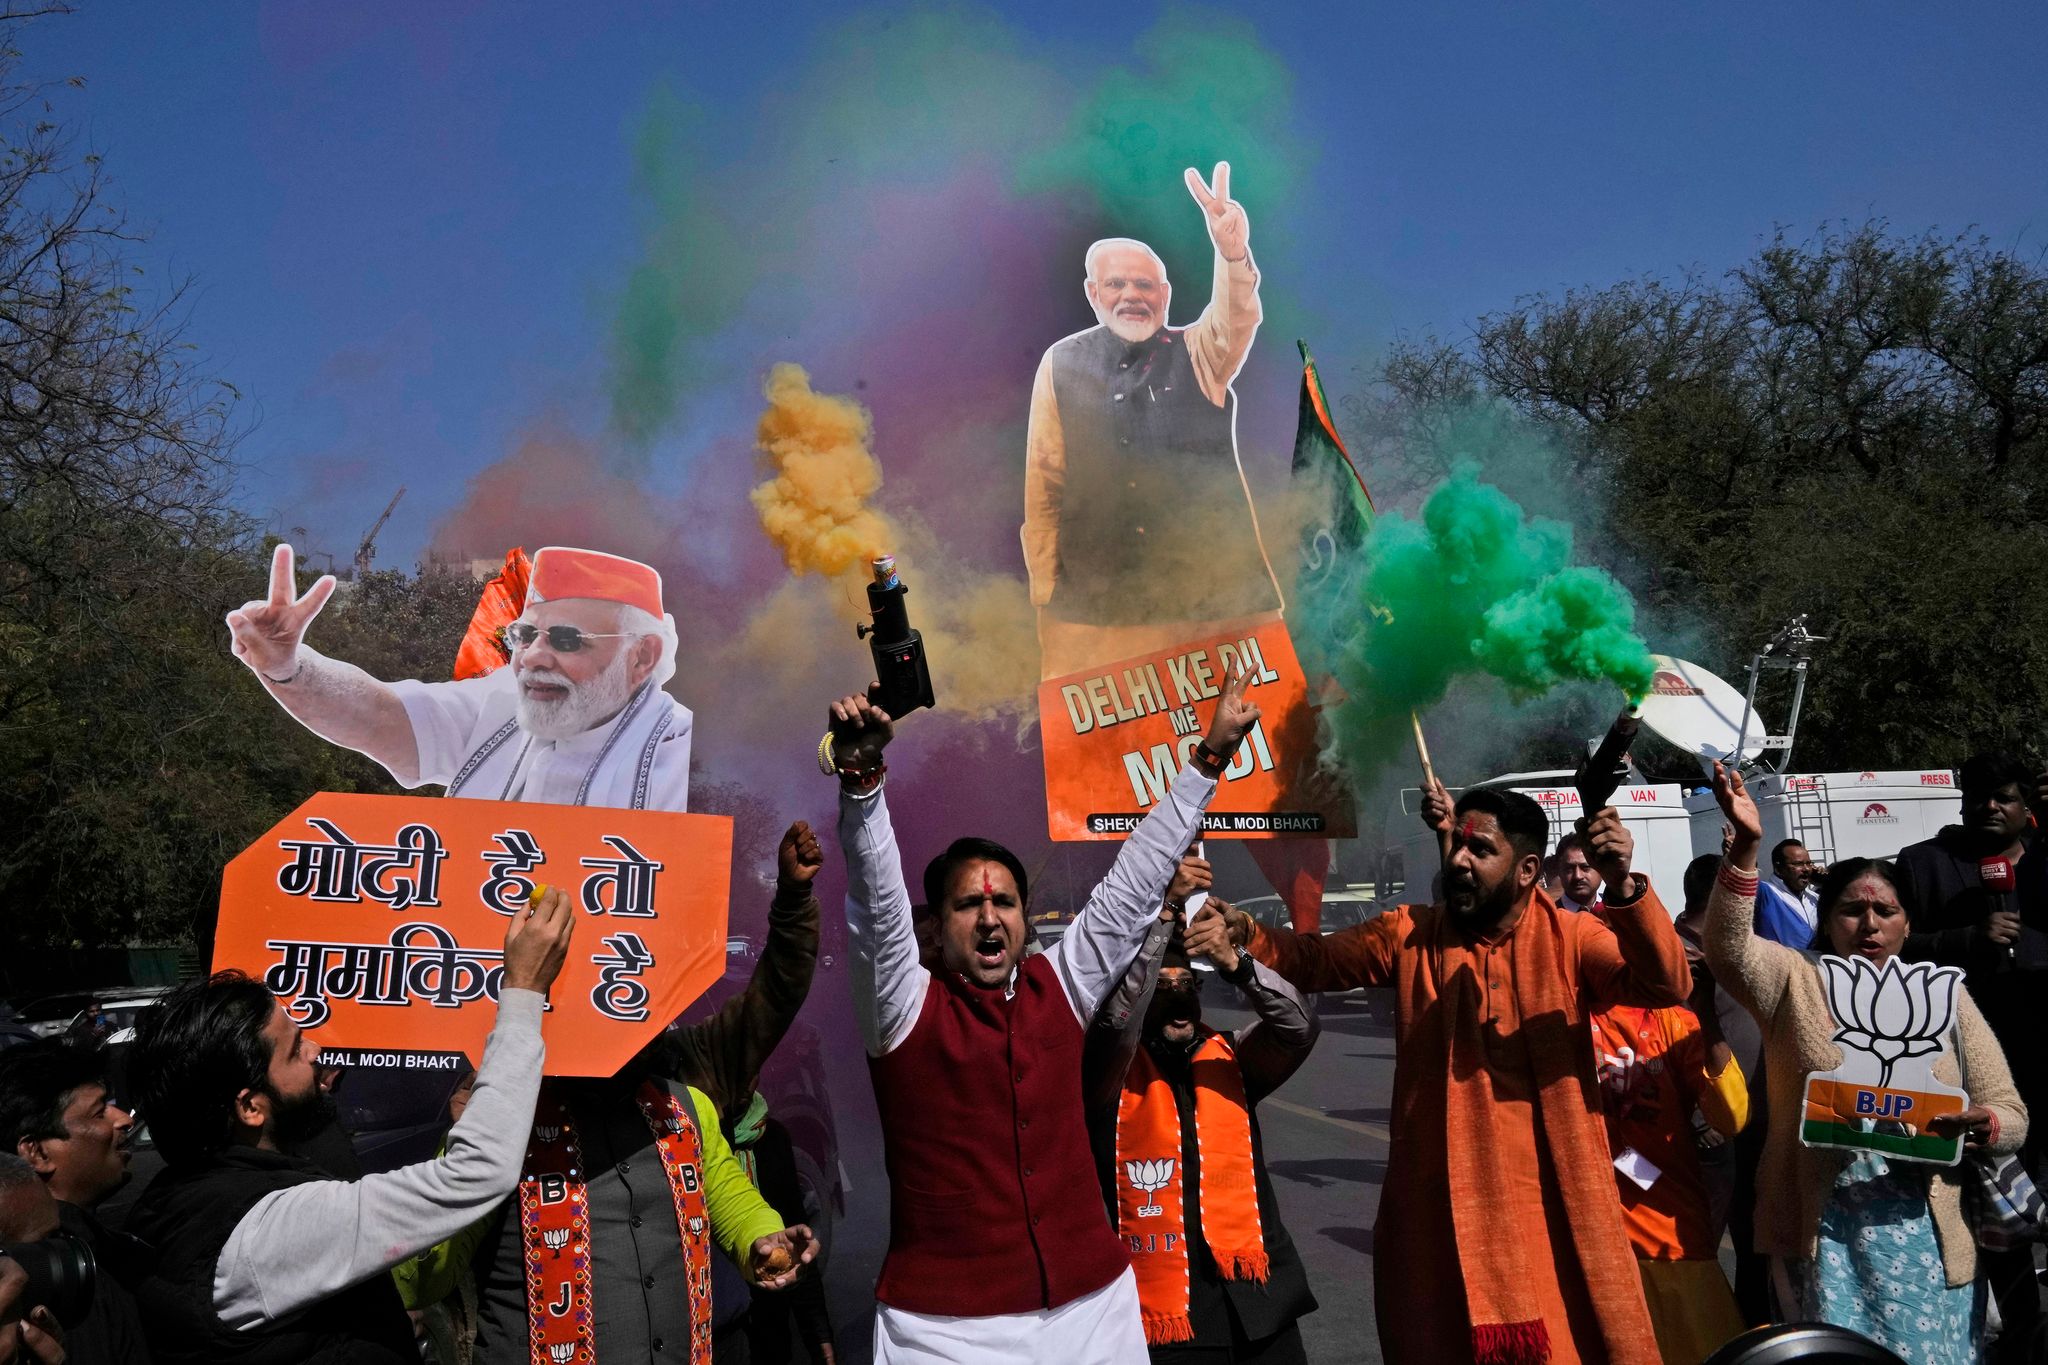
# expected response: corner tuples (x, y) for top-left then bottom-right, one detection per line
(26, 1), (2048, 566)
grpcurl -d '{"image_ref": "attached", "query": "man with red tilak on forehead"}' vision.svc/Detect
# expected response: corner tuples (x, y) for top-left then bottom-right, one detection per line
(226, 543), (693, 811)
(1223, 781), (1691, 1365)
(822, 666), (1262, 1365)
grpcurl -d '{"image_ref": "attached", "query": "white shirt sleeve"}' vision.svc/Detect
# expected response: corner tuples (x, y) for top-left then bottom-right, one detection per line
(212, 989), (547, 1329)
(838, 784), (928, 1057)
(387, 673), (504, 789)
(1051, 765), (1218, 1024)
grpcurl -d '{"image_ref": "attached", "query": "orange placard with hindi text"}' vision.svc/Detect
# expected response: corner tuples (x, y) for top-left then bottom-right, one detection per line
(1038, 612), (1355, 842)
(214, 793), (731, 1077)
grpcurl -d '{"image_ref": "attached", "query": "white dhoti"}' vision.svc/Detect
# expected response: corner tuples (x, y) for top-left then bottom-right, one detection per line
(871, 1268), (1148, 1365)
(387, 669), (693, 812)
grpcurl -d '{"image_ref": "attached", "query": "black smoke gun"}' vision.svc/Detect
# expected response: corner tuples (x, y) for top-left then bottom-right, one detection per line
(1574, 706), (1642, 828)
(857, 555), (935, 719)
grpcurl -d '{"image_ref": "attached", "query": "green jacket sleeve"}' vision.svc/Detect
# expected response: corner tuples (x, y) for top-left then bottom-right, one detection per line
(687, 1085), (786, 1272)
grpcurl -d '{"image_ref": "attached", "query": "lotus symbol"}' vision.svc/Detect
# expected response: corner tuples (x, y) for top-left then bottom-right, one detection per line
(548, 1345), (574, 1364)
(542, 1228), (570, 1253)
(686, 1215), (705, 1238)
(536, 1125), (562, 1143)
(1820, 955), (1964, 1088)
(1125, 1157), (1176, 1218)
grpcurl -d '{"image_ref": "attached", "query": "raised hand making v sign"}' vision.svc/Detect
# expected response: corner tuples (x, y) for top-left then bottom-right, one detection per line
(223, 540), (698, 809)
(1183, 160), (1250, 263)
(224, 542), (421, 782)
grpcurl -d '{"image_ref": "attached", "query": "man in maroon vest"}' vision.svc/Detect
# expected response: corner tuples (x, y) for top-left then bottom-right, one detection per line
(823, 666), (1260, 1364)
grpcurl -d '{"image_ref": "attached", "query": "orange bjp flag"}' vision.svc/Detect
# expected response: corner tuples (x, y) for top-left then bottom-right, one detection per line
(453, 547), (532, 680)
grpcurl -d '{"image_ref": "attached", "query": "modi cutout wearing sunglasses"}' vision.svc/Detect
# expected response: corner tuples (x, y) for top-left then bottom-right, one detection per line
(225, 543), (694, 812)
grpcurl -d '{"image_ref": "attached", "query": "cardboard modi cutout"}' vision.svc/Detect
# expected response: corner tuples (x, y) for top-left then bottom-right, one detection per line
(216, 792), (732, 1077)
(1022, 161), (1352, 841)
(1801, 954), (1969, 1165)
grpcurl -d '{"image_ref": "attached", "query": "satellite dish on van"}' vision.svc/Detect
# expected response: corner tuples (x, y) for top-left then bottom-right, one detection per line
(1634, 655), (1770, 768)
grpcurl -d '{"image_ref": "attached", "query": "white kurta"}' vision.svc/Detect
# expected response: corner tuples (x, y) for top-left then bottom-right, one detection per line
(872, 1268), (1148, 1365)
(386, 668), (693, 812)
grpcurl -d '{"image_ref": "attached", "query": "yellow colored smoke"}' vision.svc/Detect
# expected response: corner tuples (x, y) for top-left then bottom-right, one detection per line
(746, 363), (1037, 719)
(751, 364), (893, 577)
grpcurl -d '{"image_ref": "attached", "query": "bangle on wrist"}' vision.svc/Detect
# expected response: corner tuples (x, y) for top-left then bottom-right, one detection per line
(1192, 740), (1229, 776)
(837, 762), (886, 795)
(264, 656), (304, 686)
(1605, 873), (1647, 907)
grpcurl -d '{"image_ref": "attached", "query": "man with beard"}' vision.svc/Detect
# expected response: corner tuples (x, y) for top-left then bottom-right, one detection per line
(1083, 884), (1319, 1364)
(1222, 782), (1691, 1365)
(1021, 162), (1280, 678)
(1897, 751), (2048, 1361)
(121, 886), (576, 1364)
(0, 1043), (151, 1359)
(827, 663), (1261, 1364)
(226, 542), (692, 811)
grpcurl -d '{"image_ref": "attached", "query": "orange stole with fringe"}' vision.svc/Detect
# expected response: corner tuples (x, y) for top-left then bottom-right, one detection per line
(1114, 1033), (1268, 1345)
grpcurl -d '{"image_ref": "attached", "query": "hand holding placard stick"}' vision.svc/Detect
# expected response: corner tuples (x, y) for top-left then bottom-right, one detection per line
(1412, 712), (1451, 865)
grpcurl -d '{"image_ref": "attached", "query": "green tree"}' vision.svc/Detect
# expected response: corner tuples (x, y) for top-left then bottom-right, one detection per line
(0, 10), (486, 953)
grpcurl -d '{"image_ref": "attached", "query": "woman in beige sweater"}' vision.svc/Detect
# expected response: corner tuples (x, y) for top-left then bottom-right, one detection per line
(1703, 763), (2027, 1364)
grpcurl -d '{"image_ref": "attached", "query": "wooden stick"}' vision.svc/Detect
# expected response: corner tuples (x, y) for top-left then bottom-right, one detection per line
(1412, 710), (1452, 866)
(1410, 710), (1438, 790)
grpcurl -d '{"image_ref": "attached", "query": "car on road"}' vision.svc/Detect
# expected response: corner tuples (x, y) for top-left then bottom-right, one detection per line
(10, 987), (172, 1042)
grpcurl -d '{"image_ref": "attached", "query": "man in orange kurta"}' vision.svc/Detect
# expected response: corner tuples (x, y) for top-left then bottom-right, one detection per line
(1228, 783), (1689, 1365)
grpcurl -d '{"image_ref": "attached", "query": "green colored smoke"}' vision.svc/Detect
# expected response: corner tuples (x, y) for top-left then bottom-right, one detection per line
(1014, 8), (1302, 280)
(1310, 465), (1657, 784)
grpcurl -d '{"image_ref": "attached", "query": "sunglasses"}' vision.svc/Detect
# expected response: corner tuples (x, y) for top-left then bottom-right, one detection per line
(503, 623), (639, 653)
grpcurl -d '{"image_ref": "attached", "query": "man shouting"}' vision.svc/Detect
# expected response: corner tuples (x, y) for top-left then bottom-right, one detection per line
(226, 542), (692, 810)
(827, 666), (1261, 1364)
(1227, 782), (1691, 1365)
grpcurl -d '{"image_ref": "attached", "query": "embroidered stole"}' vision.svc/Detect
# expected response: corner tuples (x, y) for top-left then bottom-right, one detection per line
(519, 1080), (714, 1365)
(1114, 1033), (1267, 1345)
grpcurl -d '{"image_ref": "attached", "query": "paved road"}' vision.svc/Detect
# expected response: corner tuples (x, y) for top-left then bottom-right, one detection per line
(807, 989), (1396, 1365)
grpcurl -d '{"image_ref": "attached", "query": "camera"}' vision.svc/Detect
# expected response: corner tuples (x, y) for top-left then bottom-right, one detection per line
(0, 1233), (97, 1329)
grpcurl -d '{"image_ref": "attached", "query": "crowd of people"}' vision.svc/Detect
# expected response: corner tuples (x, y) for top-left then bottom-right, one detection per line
(0, 544), (2043, 1365)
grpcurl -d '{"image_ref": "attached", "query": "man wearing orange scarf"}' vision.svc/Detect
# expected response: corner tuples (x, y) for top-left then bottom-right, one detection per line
(1225, 782), (1689, 1365)
(1084, 866), (1320, 1363)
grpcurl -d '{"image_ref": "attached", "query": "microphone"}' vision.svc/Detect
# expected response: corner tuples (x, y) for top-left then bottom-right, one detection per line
(1979, 855), (2017, 964)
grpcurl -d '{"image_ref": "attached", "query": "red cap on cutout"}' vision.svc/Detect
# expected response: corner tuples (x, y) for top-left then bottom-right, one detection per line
(527, 547), (663, 618)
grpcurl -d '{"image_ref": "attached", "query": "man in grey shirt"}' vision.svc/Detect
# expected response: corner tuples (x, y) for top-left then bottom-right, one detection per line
(124, 885), (575, 1365)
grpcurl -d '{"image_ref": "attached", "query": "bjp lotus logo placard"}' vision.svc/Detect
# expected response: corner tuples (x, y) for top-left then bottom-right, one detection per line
(1801, 954), (1968, 1165)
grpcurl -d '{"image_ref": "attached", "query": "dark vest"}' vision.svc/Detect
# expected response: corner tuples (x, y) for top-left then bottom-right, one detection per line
(470, 1078), (749, 1365)
(1089, 1032), (1317, 1346)
(868, 955), (1129, 1315)
(125, 1147), (415, 1365)
(1045, 325), (1280, 626)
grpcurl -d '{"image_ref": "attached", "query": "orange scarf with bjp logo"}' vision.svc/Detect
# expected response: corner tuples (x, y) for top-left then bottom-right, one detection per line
(1113, 1033), (1268, 1345)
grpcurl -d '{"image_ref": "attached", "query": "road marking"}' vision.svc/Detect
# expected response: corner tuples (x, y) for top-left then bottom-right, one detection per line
(1266, 1098), (1391, 1143)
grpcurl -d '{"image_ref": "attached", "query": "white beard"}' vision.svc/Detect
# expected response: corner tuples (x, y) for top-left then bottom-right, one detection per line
(1096, 306), (1161, 344)
(515, 652), (635, 741)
